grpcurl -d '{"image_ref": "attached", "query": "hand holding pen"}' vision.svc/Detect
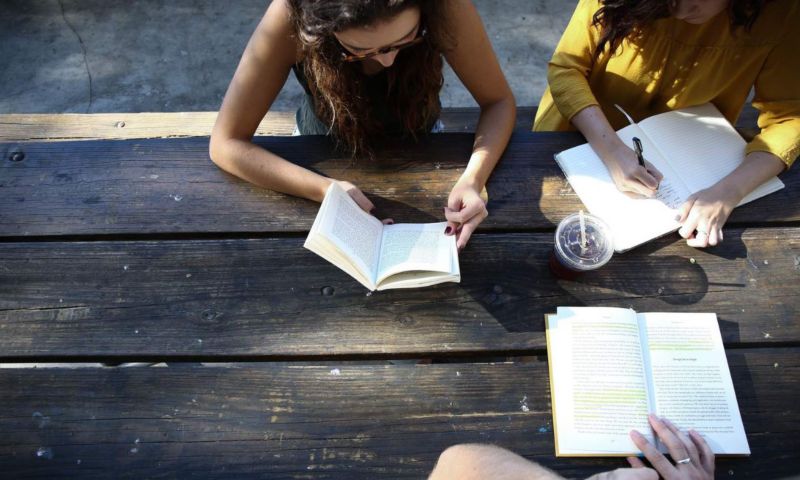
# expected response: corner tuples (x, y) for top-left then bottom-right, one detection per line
(609, 136), (663, 198)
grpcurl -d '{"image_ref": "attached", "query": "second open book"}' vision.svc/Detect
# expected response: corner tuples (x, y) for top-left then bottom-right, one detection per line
(555, 103), (785, 252)
(546, 307), (750, 457)
(304, 182), (460, 291)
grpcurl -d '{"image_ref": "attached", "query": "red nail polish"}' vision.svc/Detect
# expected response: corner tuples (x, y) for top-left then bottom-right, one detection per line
(445, 226), (452, 235)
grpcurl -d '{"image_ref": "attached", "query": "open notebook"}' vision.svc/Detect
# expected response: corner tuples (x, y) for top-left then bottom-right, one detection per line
(546, 307), (750, 457)
(555, 103), (784, 252)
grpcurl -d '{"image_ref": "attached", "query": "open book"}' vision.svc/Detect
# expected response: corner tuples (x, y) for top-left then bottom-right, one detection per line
(555, 103), (784, 252)
(304, 182), (460, 291)
(546, 307), (750, 457)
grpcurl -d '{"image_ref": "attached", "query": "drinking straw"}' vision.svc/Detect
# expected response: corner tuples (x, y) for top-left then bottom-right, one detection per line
(579, 210), (587, 251)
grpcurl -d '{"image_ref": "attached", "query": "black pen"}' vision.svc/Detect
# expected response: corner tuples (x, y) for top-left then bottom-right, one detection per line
(632, 137), (646, 168)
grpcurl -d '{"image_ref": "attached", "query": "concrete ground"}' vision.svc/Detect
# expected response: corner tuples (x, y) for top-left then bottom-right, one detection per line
(0, 0), (574, 114)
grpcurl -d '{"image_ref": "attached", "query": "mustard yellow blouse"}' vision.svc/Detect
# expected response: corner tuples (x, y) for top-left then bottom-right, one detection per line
(533, 0), (800, 167)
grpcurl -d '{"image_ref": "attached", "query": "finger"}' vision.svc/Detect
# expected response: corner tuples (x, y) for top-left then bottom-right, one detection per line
(381, 218), (394, 225)
(649, 414), (690, 464)
(678, 209), (700, 239)
(707, 226), (719, 246)
(624, 190), (649, 200)
(634, 166), (660, 191)
(630, 429), (677, 478)
(348, 188), (374, 213)
(444, 189), (464, 235)
(678, 195), (697, 223)
(627, 456), (647, 468)
(687, 225), (710, 248)
(645, 160), (665, 184)
(444, 204), (474, 225)
(661, 418), (699, 464)
(455, 209), (487, 250)
(626, 175), (657, 197)
(689, 429), (715, 473)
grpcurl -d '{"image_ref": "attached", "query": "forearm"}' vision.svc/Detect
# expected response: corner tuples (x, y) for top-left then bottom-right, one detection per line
(210, 137), (332, 202)
(461, 97), (516, 190)
(570, 105), (625, 160)
(428, 444), (564, 480)
(716, 150), (786, 202)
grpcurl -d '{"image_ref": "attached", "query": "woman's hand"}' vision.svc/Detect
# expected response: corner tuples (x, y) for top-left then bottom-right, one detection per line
(333, 180), (393, 224)
(444, 178), (488, 250)
(602, 143), (664, 198)
(570, 106), (663, 198)
(628, 414), (715, 480)
(677, 181), (740, 248)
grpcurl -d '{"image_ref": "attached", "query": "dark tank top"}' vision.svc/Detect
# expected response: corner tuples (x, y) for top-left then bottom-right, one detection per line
(292, 62), (439, 136)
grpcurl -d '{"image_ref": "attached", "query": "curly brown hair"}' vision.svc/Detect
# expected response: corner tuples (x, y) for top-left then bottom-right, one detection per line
(287, 0), (453, 157)
(592, 0), (767, 60)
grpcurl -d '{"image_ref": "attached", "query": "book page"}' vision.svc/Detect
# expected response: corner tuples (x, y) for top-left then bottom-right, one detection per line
(640, 312), (750, 455)
(312, 182), (384, 286)
(639, 104), (783, 204)
(548, 307), (654, 455)
(376, 222), (454, 284)
(555, 124), (690, 251)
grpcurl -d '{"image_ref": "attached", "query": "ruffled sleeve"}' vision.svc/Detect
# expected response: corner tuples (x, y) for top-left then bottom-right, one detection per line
(545, 0), (603, 121)
(745, 10), (800, 167)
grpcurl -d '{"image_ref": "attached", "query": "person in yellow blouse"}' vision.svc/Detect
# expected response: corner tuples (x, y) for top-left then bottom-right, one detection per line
(534, 0), (800, 248)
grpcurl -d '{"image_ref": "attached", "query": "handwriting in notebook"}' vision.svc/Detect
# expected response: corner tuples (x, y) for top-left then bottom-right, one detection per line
(655, 177), (684, 210)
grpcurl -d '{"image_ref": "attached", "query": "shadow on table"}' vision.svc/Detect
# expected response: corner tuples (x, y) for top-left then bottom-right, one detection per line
(456, 174), (720, 335)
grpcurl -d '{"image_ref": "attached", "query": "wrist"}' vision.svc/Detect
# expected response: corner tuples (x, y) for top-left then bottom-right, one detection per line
(314, 177), (334, 203)
(594, 139), (629, 169)
(455, 173), (482, 191)
(711, 177), (747, 206)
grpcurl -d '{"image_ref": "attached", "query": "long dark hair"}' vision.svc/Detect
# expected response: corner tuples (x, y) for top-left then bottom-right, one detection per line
(287, 0), (453, 157)
(592, 0), (766, 59)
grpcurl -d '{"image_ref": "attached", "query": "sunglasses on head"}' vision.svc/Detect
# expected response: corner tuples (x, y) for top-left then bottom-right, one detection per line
(339, 27), (427, 63)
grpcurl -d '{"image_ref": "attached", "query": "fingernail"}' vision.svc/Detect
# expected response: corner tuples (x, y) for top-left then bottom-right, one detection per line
(445, 226), (452, 235)
(674, 214), (681, 221)
(630, 429), (642, 438)
(387, 220), (394, 225)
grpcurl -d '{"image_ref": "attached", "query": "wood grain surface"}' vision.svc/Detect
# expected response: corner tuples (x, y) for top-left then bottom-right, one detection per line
(1, 228), (796, 359)
(0, 349), (796, 479)
(2, 132), (797, 237)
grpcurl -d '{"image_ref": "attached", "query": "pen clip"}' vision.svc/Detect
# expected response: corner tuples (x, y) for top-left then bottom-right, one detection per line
(632, 137), (643, 155)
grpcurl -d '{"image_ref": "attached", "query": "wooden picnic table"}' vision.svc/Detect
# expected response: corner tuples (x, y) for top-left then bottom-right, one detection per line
(0, 107), (798, 479)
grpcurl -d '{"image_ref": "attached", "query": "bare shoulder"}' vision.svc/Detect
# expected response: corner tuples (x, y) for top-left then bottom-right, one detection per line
(251, 0), (302, 65)
(443, 0), (481, 36)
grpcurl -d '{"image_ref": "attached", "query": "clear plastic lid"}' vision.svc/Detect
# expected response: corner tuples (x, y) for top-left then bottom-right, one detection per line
(554, 212), (614, 271)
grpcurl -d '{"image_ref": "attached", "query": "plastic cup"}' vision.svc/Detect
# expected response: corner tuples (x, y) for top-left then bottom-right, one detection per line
(549, 212), (614, 279)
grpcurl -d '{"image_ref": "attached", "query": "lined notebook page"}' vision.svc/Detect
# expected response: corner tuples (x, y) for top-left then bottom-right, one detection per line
(555, 124), (688, 252)
(640, 104), (784, 205)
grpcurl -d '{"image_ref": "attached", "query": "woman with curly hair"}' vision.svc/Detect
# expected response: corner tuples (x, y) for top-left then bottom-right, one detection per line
(210, 0), (515, 249)
(534, 0), (799, 248)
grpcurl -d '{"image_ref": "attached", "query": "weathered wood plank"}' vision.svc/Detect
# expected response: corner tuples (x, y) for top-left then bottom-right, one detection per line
(0, 107), (537, 142)
(1, 228), (797, 359)
(0, 111), (297, 141)
(0, 104), (763, 142)
(2, 132), (798, 236)
(0, 349), (796, 479)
